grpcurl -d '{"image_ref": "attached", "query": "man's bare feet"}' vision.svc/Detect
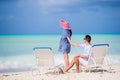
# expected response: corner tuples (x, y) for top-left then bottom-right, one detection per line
(74, 70), (80, 73)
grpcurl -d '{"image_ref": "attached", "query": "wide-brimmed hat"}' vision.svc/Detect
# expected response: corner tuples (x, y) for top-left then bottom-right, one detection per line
(60, 20), (71, 29)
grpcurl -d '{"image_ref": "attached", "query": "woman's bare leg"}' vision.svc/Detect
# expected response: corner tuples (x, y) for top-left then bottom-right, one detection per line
(63, 53), (69, 67)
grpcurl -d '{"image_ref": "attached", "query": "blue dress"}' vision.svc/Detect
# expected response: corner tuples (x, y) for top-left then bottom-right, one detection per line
(58, 29), (72, 54)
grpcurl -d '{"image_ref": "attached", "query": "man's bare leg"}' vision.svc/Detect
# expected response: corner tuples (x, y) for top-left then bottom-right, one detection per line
(64, 54), (87, 73)
(64, 59), (75, 72)
(74, 56), (80, 73)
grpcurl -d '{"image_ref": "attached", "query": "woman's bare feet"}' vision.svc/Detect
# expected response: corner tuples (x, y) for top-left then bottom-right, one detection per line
(62, 68), (68, 73)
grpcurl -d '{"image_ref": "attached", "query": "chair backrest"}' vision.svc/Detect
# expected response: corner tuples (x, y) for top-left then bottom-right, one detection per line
(33, 47), (55, 67)
(87, 44), (109, 66)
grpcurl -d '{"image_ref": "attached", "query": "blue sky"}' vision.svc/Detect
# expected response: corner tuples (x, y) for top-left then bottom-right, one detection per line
(0, 0), (120, 34)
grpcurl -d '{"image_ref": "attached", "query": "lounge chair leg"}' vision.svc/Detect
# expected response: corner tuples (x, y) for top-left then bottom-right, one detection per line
(88, 67), (90, 73)
(102, 67), (104, 73)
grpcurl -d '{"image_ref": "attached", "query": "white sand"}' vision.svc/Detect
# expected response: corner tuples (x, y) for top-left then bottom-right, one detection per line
(0, 65), (120, 80)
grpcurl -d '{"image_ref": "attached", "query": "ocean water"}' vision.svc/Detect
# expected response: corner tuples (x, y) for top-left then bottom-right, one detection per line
(0, 34), (120, 73)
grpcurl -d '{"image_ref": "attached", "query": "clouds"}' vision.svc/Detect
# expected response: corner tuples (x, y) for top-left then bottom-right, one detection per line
(35, 0), (120, 14)
(12, 0), (120, 14)
(37, 0), (80, 14)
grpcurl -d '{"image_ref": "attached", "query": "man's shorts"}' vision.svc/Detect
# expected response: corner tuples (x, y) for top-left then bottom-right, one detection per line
(79, 58), (88, 66)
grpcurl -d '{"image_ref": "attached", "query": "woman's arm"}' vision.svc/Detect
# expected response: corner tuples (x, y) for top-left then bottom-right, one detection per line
(67, 36), (73, 46)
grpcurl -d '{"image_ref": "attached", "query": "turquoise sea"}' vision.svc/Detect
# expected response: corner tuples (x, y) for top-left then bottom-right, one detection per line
(0, 34), (120, 73)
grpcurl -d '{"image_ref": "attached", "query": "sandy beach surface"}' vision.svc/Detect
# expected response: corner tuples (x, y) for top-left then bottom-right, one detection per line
(0, 65), (120, 80)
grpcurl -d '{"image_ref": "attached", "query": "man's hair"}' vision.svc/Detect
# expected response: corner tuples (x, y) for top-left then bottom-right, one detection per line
(85, 35), (91, 42)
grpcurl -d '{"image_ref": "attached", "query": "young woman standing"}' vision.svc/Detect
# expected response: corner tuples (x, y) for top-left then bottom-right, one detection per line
(58, 19), (73, 68)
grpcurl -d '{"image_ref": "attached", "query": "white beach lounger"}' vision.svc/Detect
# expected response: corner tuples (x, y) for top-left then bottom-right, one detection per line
(33, 47), (63, 75)
(81, 44), (109, 72)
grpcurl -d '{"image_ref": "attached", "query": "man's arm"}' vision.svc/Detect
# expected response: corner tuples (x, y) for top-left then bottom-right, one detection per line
(67, 36), (81, 47)
(72, 43), (81, 47)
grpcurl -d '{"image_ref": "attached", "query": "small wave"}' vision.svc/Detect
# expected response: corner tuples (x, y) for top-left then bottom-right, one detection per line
(104, 55), (120, 65)
(0, 60), (33, 73)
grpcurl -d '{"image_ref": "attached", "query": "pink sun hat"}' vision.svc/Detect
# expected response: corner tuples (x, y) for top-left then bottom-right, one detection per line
(60, 19), (71, 29)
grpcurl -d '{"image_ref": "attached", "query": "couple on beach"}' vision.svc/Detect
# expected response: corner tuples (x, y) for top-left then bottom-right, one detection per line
(58, 19), (92, 73)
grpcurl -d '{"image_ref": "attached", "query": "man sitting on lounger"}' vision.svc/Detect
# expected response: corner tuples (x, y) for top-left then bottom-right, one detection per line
(63, 35), (92, 73)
